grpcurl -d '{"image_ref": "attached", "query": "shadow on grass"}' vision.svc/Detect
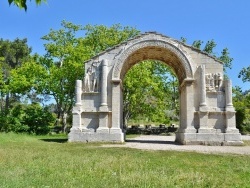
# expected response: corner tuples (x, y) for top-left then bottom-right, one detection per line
(40, 138), (68, 143)
(126, 139), (181, 145)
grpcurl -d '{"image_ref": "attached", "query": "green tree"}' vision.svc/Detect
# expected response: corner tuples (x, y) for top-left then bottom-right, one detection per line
(123, 61), (178, 125)
(8, 0), (46, 11)
(180, 37), (187, 44)
(9, 22), (139, 132)
(9, 58), (47, 94)
(218, 48), (233, 69)
(82, 24), (140, 55)
(192, 40), (203, 50)
(10, 22), (137, 130)
(23, 103), (55, 135)
(0, 103), (28, 133)
(237, 65), (250, 133)
(203, 39), (216, 55)
(0, 59), (6, 112)
(38, 21), (139, 131)
(0, 38), (31, 112)
(239, 66), (250, 83)
(0, 102), (55, 134)
(31, 21), (86, 132)
(233, 86), (250, 133)
(190, 39), (233, 70)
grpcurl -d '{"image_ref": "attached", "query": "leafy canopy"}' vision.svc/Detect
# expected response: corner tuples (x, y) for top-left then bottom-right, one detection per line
(123, 61), (179, 124)
(9, 21), (140, 131)
(190, 39), (233, 70)
(8, 0), (46, 11)
(239, 66), (250, 83)
(0, 38), (32, 113)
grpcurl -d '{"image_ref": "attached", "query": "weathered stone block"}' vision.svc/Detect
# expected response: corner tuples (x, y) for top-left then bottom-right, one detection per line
(196, 133), (224, 142)
(224, 133), (242, 141)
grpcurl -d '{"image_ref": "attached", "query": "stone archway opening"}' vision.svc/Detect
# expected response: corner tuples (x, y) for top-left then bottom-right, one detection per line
(122, 59), (180, 136)
(120, 46), (186, 140)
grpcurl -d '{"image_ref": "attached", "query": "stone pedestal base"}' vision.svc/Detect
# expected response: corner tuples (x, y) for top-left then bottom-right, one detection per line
(68, 128), (124, 143)
(175, 129), (243, 146)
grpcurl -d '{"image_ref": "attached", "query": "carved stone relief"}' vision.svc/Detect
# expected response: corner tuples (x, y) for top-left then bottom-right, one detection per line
(83, 61), (100, 92)
(205, 73), (222, 91)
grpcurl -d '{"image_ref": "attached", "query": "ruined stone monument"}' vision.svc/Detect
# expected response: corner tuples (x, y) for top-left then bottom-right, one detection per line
(68, 32), (242, 145)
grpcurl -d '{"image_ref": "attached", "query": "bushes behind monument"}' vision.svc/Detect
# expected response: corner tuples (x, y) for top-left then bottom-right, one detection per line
(0, 103), (56, 135)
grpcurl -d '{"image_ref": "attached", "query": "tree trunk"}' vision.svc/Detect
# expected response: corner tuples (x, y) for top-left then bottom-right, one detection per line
(62, 112), (67, 133)
(5, 92), (10, 112)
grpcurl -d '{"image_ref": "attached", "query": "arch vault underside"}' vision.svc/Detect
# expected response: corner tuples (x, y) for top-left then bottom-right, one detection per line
(69, 32), (242, 145)
(112, 40), (193, 83)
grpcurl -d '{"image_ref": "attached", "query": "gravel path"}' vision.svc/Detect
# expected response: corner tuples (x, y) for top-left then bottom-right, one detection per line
(103, 135), (250, 155)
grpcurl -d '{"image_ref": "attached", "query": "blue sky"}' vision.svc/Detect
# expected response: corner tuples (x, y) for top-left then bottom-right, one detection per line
(0, 0), (249, 91)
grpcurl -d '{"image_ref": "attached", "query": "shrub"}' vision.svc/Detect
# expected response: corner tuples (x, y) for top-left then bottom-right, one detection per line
(235, 107), (245, 133)
(23, 103), (56, 135)
(0, 103), (56, 135)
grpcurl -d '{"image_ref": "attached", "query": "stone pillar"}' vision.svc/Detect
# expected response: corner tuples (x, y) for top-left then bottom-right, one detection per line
(71, 106), (82, 130)
(100, 59), (108, 110)
(178, 78), (196, 131)
(175, 78), (196, 144)
(225, 79), (233, 109)
(200, 65), (207, 107)
(98, 59), (109, 131)
(110, 79), (124, 140)
(184, 79), (196, 130)
(198, 65), (209, 132)
(75, 80), (82, 106)
(224, 79), (238, 133)
(111, 79), (122, 129)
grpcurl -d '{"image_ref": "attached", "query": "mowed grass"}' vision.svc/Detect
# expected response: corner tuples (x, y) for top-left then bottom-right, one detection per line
(0, 133), (250, 188)
(244, 140), (250, 146)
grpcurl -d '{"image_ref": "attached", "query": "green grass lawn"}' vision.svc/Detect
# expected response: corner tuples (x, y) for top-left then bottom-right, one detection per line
(0, 133), (250, 188)
(244, 140), (250, 146)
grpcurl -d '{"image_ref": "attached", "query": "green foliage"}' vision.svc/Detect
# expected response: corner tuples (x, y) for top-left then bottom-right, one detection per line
(218, 48), (233, 69)
(189, 38), (233, 70)
(235, 108), (245, 132)
(0, 60), (6, 91)
(0, 38), (32, 113)
(23, 103), (55, 135)
(180, 37), (187, 44)
(0, 38), (31, 68)
(0, 103), (55, 135)
(233, 86), (250, 133)
(3, 22), (139, 132)
(239, 66), (250, 83)
(41, 20), (87, 63)
(0, 104), (28, 133)
(8, 0), (46, 11)
(9, 59), (47, 94)
(83, 24), (140, 55)
(192, 40), (203, 50)
(203, 39), (216, 55)
(15, 21), (87, 131)
(123, 61), (179, 124)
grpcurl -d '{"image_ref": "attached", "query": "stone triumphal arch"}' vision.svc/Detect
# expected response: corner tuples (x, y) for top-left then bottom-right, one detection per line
(69, 32), (242, 145)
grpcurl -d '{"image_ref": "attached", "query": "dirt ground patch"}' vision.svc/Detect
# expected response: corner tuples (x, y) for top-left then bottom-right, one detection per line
(103, 135), (250, 155)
